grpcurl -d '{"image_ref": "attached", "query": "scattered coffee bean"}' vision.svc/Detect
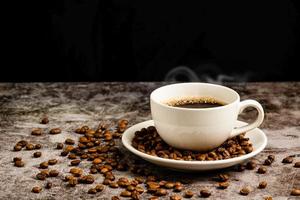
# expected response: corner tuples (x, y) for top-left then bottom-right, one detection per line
(68, 178), (78, 187)
(268, 155), (275, 162)
(282, 156), (293, 164)
(131, 191), (140, 200)
(218, 182), (230, 189)
(200, 189), (211, 198)
(26, 143), (35, 150)
(120, 190), (132, 197)
(135, 186), (144, 194)
(246, 161), (256, 170)
(294, 162), (300, 168)
(240, 186), (251, 196)
(217, 174), (229, 182)
(65, 138), (75, 145)
(40, 161), (48, 169)
(36, 173), (47, 180)
(109, 182), (119, 188)
(174, 185), (184, 192)
(48, 159), (58, 165)
(56, 143), (64, 149)
(95, 184), (104, 192)
(17, 140), (28, 147)
(93, 158), (102, 164)
(14, 145), (22, 151)
(148, 197), (159, 200)
(45, 182), (52, 189)
(49, 170), (59, 177)
(170, 194), (182, 200)
(68, 154), (77, 160)
(60, 151), (69, 156)
(41, 117), (49, 124)
(14, 160), (25, 167)
(264, 196), (273, 200)
(40, 170), (50, 177)
(155, 188), (168, 196)
(258, 181), (267, 189)
(264, 159), (273, 166)
(13, 157), (22, 162)
(291, 188), (300, 196)
(33, 151), (42, 158)
(70, 159), (81, 166)
(49, 128), (61, 134)
(69, 168), (83, 177)
(35, 144), (42, 149)
(88, 188), (97, 194)
(184, 190), (194, 198)
(257, 166), (267, 174)
(31, 128), (43, 136)
(164, 182), (175, 189)
(32, 186), (42, 193)
(126, 185), (135, 191)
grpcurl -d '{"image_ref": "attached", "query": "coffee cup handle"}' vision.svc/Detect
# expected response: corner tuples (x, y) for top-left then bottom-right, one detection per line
(230, 100), (264, 137)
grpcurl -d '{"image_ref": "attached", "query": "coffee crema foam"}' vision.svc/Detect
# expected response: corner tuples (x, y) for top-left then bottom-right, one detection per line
(164, 96), (225, 108)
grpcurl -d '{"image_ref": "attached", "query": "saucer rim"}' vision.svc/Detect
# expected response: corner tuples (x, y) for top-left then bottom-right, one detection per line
(121, 120), (267, 165)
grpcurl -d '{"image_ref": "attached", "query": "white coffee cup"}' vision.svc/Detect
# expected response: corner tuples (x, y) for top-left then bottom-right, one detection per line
(150, 83), (264, 151)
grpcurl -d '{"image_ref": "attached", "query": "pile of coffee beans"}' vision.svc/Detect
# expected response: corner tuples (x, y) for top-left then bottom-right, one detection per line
(132, 126), (253, 161)
(11, 117), (300, 199)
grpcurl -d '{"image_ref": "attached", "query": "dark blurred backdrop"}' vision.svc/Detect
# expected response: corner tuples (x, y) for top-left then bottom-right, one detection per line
(4, 0), (300, 82)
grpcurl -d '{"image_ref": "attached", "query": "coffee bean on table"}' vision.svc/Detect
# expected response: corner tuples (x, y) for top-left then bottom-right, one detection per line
(257, 166), (267, 174)
(56, 143), (64, 149)
(258, 181), (267, 189)
(40, 161), (48, 169)
(35, 144), (42, 149)
(111, 196), (120, 200)
(174, 185), (183, 192)
(88, 188), (97, 194)
(49, 128), (61, 134)
(60, 151), (69, 156)
(184, 190), (194, 198)
(217, 174), (229, 182)
(109, 182), (119, 188)
(68, 178), (78, 187)
(291, 188), (300, 196)
(13, 157), (22, 162)
(155, 188), (168, 196)
(69, 168), (83, 177)
(32, 186), (42, 193)
(68, 154), (77, 160)
(70, 159), (81, 166)
(246, 161), (256, 170)
(14, 160), (25, 167)
(170, 194), (182, 200)
(48, 159), (58, 165)
(218, 182), (230, 189)
(31, 128), (43, 136)
(49, 170), (59, 177)
(240, 186), (251, 195)
(65, 138), (75, 145)
(268, 155), (275, 162)
(40, 170), (50, 177)
(294, 162), (300, 168)
(95, 184), (104, 192)
(264, 159), (272, 166)
(164, 182), (175, 189)
(36, 173), (47, 180)
(282, 156), (293, 164)
(148, 197), (159, 200)
(17, 140), (28, 147)
(41, 117), (49, 124)
(45, 182), (52, 189)
(200, 189), (211, 198)
(33, 152), (42, 158)
(26, 143), (35, 150)
(120, 190), (132, 197)
(126, 185), (135, 191)
(14, 145), (22, 151)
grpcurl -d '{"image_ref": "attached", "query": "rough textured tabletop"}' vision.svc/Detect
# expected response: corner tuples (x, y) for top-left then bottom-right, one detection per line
(0, 82), (299, 200)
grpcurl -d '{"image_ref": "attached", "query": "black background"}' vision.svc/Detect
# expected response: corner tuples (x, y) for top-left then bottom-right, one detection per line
(4, 1), (300, 82)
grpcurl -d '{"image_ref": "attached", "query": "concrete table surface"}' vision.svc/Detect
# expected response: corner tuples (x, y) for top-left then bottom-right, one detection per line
(0, 82), (299, 200)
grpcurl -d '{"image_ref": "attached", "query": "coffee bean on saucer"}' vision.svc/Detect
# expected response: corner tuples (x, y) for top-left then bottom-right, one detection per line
(240, 186), (251, 195)
(49, 128), (61, 134)
(31, 128), (43, 136)
(291, 188), (300, 196)
(282, 156), (293, 164)
(184, 190), (194, 198)
(294, 162), (300, 168)
(258, 181), (267, 189)
(33, 152), (42, 158)
(41, 117), (49, 124)
(32, 186), (42, 193)
(45, 182), (52, 189)
(200, 189), (211, 198)
(257, 166), (267, 174)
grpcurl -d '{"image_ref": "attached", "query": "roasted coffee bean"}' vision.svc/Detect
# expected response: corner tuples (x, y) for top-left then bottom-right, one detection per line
(120, 190), (132, 197)
(264, 196), (273, 200)
(48, 159), (58, 165)
(95, 184), (104, 192)
(184, 190), (194, 198)
(31, 128), (43, 136)
(79, 175), (95, 184)
(164, 182), (175, 189)
(264, 159), (272, 166)
(131, 191), (140, 200)
(111, 196), (120, 200)
(40, 170), (50, 177)
(26, 143), (35, 150)
(282, 156), (293, 163)
(88, 188), (97, 194)
(103, 178), (112, 185)
(68, 154), (77, 160)
(200, 189), (211, 198)
(218, 182), (230, 189)
(65, 138), (75, 145)
(56, 143), (64, 149)
(291, 188), (300, 196)
(240, 186), (251, 195)
(69, 168), (82, 177)
(60, 151), (69, 156)
(130, 180), (139, 186)
(109, 182), (119, 188)
(36, 173), (47, 180)
(17, 140), (28, 147)
(70, 159), (81, 166)
(49, 128), (61, 134)
(35, 144), (42, 149)
(89, 167), (97, 174)
(40, 161), (48, 169)
(32, 186), (42, 193)
(257, 166), (267, 174)
(217, 174), (229, 182)
(174, 185), (183, 192)
(126, 185), (135, 192)
(49, 170), (59, 177)
(258, 181), (267, 189)
(135, 186), (144, 194)
(14, 145), (22, 151)
(13, 157), (22, 162)
(246, 161), (256, 170)
(155, 188), (168, 196)
(93, 158), (102, 164)
(45, 182), (52, 189)
(64, 175), (73, 181)
(268, 155), (275, 162)
(68, 178), (78, 187)
(33, 152), (42, 158)
(41, 117), (49, 124)
(294, 162), (300, 168)
(148, 197), (159, 200)
(170, 194), (182, 200)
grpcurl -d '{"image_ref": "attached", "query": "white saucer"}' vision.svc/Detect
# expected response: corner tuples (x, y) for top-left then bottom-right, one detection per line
(122, 120), (267, 171)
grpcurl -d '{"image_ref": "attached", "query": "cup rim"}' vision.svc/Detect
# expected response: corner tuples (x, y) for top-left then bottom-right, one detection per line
(150, 82), (240, 111)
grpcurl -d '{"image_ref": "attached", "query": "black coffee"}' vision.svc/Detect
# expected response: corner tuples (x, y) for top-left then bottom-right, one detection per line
(167, 97), (225, 109)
